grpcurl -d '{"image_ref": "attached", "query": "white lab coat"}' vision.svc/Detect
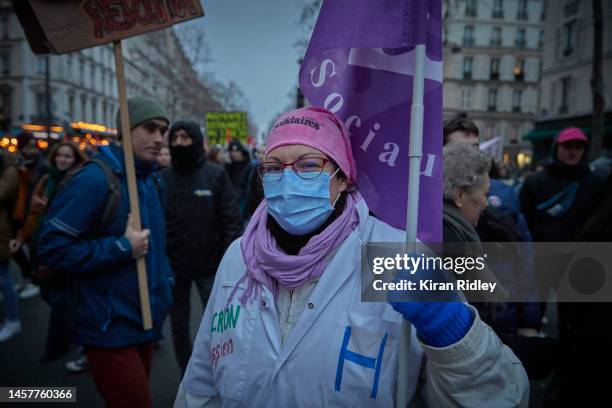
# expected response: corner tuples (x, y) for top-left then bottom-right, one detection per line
(176, 198), (529, 407)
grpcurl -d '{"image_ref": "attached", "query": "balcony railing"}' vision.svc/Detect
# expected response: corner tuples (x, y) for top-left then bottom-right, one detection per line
(515, 39), (527, 49)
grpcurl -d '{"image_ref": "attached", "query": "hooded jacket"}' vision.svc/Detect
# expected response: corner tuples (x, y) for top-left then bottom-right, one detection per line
(163, 122), (242, 278)
(37, 144), (173, 348)
(224, 140), (252, 205)
(519, 134), (607, 242)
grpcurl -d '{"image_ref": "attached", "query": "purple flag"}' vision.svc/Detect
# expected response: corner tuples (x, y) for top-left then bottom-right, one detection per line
(299, 0), (443, 242)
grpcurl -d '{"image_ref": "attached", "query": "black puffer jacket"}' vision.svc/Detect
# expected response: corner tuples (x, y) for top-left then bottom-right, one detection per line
(519, 135), (607, 242)
(163, 122), (242, 277)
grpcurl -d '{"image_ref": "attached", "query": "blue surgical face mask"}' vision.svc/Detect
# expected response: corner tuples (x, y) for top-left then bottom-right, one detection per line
(264, 169), (341, 236)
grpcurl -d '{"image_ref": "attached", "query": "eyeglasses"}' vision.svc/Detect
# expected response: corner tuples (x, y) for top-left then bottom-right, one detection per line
(257, 157), (332, 183)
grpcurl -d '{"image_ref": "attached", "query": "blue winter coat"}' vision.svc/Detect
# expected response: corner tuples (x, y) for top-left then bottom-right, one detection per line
(37, 144), (173, 348)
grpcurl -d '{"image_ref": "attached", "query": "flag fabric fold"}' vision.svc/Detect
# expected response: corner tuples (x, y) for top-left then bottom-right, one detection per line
(299, 0), (443, 242)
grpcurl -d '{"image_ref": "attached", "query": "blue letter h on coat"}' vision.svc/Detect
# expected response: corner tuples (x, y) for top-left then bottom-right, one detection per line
(334, 326), (388, 399)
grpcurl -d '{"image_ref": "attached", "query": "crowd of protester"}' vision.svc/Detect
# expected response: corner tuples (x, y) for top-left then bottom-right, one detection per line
(0, 98), (611, 406)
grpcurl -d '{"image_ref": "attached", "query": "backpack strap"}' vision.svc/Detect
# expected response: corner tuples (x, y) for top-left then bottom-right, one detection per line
(88, 158), (121, 225)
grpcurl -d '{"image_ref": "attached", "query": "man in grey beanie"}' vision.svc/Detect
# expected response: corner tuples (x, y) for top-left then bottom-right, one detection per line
(38, 96), (172, 407)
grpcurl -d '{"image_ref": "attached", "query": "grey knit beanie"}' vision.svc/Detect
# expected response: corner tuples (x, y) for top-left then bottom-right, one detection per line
(115, 96), (169, 133)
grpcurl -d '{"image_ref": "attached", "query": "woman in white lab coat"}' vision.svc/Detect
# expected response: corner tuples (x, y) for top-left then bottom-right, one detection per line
(175, 107), (528, 407)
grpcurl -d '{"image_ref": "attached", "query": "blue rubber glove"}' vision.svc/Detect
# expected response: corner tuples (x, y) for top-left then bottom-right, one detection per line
(389, 301), (473, 347)
(385, 251), (474, 347)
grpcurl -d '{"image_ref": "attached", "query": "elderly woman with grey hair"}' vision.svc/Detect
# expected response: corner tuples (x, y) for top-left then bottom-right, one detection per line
(443, 143), (491, 237)
(442, 143), (504, 303)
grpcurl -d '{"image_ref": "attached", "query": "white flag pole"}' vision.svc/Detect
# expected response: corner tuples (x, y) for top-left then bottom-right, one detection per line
(396, 42), (426, 408)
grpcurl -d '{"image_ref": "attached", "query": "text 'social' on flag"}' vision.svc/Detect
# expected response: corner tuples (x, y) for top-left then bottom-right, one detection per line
(299, 0), (443, 242)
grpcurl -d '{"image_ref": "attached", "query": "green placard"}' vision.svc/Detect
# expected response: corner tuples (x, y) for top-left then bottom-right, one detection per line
(205, 112), (248, 145)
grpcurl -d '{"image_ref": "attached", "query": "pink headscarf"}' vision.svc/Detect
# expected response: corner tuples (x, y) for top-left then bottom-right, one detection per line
(265, 106), (357, 183)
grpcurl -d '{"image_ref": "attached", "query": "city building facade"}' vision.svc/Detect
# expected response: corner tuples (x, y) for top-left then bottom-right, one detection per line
(0, 0), (220, 144)
(443, 0), (544, 166)
(527, 0), (612, 162)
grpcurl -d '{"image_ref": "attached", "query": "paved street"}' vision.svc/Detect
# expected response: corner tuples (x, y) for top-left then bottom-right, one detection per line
(0, 263), (204, 408)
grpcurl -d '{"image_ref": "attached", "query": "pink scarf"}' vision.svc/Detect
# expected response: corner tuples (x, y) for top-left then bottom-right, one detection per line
(230, 192), (361, 306)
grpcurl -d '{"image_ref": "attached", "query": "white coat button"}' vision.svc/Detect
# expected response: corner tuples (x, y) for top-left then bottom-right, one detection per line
(261, 299), (267, 307)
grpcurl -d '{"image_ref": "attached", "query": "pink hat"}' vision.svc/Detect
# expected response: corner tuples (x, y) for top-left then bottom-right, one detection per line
(265, 106), (357, 183)
(557, 127), (589, 144)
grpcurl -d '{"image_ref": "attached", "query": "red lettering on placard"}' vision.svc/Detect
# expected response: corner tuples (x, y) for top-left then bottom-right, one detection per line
(166, 0), (199, 18)
(82, 0), (198, 38)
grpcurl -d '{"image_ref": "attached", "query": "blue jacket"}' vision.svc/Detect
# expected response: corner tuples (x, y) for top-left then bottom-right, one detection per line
(37, 144), (173, 348)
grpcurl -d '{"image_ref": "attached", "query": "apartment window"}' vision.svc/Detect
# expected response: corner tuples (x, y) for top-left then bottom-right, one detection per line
(101, 72), (105, 95)
(492, 0), (504, 18)
(90, 64), (95, 90)
(36, 92), (46, 117)
(490, 27), (502, 47)
(490, 58), (500, 80)
(0, 85), (11, 131)
(1, 15), (8, 39)
(510, 124), (520, 143)
(66, 56), (72, 79)
(563, 20), (576, 56)
(461, 88), (472, 110)
(512, 90), (522, 112)
(463, 57), (473, 79)
(486, 122), (495, 139)
(81, 95), (87, 119)
(463, 25), (475, 46)
(564, 1), (580, 17)
(36, 56), (46, 75)
(514, 59), (525, 81)
(91, 98), (97, 122)
(79, 60), (84, 86)
(102, 101), (107, 126)
(465, 0), (477, 17)
(517, 0), (528, 20)
(488, 89), (498, 111)
(538, 30), (544, 49)
(515, 28), (527, 49)
(560, 76), (571, 113)
(1, 52), (9, 75)
(68, 94), (74, 119)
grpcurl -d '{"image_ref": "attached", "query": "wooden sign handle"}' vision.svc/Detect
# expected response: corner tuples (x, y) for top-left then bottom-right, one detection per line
(113, 40), (153, 331)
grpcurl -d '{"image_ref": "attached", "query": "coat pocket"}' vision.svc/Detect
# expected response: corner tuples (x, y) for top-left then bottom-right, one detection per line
(76, 284), (113, 333)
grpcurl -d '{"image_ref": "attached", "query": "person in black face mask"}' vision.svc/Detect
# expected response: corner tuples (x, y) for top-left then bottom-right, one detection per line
(161, 121), (242, 376)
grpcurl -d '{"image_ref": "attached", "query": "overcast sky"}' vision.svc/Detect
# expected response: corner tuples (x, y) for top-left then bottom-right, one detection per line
(187, 0), (309, 140)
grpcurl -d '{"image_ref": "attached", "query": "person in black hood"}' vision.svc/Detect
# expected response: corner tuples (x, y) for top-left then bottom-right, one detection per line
(162, 121), (242, 375)
(519, 127), (606, 242)
(225, 139), (253, 217)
